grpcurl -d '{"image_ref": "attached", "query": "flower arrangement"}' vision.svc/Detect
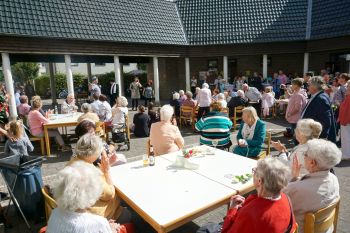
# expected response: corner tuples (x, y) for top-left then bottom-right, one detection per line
(182, 149), (194, 159)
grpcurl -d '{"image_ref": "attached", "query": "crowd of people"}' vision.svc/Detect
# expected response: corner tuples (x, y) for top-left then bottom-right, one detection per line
(0, 68), (348, 233)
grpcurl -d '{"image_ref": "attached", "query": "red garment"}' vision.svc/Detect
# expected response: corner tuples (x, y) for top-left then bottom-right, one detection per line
(222, 193), (297, 233)
(339, 95), (350, 126)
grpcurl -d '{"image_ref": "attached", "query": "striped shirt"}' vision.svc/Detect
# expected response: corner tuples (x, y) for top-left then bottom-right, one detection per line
(195, 111), (232, 146)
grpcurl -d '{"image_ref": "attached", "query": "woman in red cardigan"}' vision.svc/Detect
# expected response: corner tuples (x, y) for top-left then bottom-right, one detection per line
(221, 158), (297, 233)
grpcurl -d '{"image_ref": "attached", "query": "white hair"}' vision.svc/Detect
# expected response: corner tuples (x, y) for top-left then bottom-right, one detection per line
(202, 83), (209, 89)
(217, 93), (225, 100)
(255, 158), (290, 195)
(296, 119), (322, 139)
(117, 96), (128, 107)
(52, 161), (103, 211)
(237, 90), (245, 98)
(179, 90), (185, 95)
(81, 103), (91, 113)
(173, 92), (180, 100)
(75, 134), (103, 159)
(309, 76), (324, 90)
(306, 139), (341, 170)
(160, 104), (174, 122)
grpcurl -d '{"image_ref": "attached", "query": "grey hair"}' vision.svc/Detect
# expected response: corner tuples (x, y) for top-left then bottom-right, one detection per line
(53, 160), (103, 211)
(179, 90), (185, 95)
(173, 92), (180, 100)
(202, 83), (209, 89)
(237, 90), (245, 98)
(255, 158), (290, 195)
(81, 103), (92, 113)
(296, 119), (322, 139)
(306, 139), (341, 170)
(117, 96), (128, 107)
(309, 76), (325, 90)
(160, 104), (174, 122)
(217, 93), (224, 100)
(75, 134), (103, 159)
(185, 91), (193, 99)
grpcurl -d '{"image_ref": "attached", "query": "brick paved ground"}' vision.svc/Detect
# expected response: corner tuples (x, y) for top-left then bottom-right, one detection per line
(0, 103), (349, 233)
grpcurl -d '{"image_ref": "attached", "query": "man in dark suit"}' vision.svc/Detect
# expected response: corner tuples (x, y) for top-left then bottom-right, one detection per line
(109, 79), (119, 106)
(301, 76), (336, 142)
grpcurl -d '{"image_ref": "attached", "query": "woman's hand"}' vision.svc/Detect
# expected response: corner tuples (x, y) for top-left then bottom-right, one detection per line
(99, 151), (110, 174)
(292, 154), (302, 179)
(229, 195), (245, 209)
(238, 139), (247, 147)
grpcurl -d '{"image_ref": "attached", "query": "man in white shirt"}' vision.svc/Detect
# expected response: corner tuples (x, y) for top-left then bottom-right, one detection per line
(242, 84), (262, 116)
(196, 83), (212, 120)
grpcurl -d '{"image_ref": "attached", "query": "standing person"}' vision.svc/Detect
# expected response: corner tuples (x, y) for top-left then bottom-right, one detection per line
(196, 83), (212, 120)
(261, 86), (275, 118)
(129, 77), (142, 111)
(132, 105), (150, 138)
(285, 78), (308, 136)
(301, 76), (336, 142)
(242, 84), (262, 116)
(303, 72), (313, 92)
(109, 79), (119, 107)
(271, 73), (281, 99)
(339, 82), (350, 160)
(332, 73), (349, 106)
(89, 77), (101, 99)
(143, 83), (153, 107)
(24, 81), (35, 102)
(278, 70), (287, 85)
(190, 75), (198, 95)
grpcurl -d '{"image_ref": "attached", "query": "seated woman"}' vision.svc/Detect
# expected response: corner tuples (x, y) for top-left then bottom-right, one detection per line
(150, 105), (184, 156)
(75, 120), (127, 166)
(272, 119), (322, 177)
(284, 139), (341, 233)
(98, 94), (112, 122)
(148, 102), (159, 127)
(47, 161), (116, 233)
(217, 93), (227, 108)
(111, 96), (128, 125)
(169, 92), (181, 118)
(132, 105), (150, 138)
(195, 102), (232, 149)
(199, 158), (297, 233)
(17, 95), (31, 117)
(233, 107), (266, 157)
(61, 94), (78, 114)
(27, 98), (70, 152)
(78, 103), (100, 123)
(68, 134), (131, 223)
(227, 90), (247, 118)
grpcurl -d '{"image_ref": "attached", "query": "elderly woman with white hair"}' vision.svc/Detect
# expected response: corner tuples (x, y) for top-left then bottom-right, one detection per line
(61, 94), (78, 114)
(196, 83), (212, 119)
(272, 119), (322, 177)
(68, 134), (130, 223)
(78, 103), (100, 123)
(233, 107), (266, 157)
(227, 90), (248, 118)
(111, 96), (128, 125)
(150, 105), (184, 156)
(200, 158), (297, 233)
(47, 161), (116, 233)
(169, 92), (181, 117)
(178, 90), (187, 105)
(217, 93), (227, 108)
(284, 139), (341, 233)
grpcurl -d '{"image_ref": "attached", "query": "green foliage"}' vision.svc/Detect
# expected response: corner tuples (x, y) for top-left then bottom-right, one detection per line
(34, 73), (86, 97)
(11, 62), (39, 83)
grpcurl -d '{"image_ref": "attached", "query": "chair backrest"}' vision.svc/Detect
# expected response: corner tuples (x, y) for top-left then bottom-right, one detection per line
(41, 186), (57, 222)
(304, 197), (340, 233)
(180, 106), (194, 118)
(95, 121), (106, 140)
(234, 106), (244, 120)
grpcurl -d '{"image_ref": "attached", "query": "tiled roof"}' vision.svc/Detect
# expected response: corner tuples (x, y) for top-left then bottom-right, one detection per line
(0, 0), (187, 45)
(0, 0), (350, 46)
(311, 0), (350, 40)
(176, 0), (308, 45)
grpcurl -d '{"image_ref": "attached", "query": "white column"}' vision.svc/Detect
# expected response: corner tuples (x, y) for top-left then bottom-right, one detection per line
(114, 56), (122, 96)
(262, 54), (268, 78)
(153, 57), (160, 103)
(1, 53), (17, 119)
(223, 56), (228, 81)
(64, 55), (74, 97)
(185, 57), (190, 91)
(303, 52), (309, 74)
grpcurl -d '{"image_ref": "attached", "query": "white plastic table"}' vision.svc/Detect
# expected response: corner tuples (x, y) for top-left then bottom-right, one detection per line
(110, 146), (256, 233)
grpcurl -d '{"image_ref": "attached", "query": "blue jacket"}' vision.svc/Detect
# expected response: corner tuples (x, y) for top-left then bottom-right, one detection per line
(302, 91), (336, 142)
(233, 119), (266, 157)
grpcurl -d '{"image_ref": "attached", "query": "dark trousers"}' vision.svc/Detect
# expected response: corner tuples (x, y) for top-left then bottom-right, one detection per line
(250, 102), (261, 117)
(132, 99), (139, 110)
(109, 93), (118, 106)
(144, 98), (152, 107)
(197, 107), (210, 120)
(191, 86), (196, 97)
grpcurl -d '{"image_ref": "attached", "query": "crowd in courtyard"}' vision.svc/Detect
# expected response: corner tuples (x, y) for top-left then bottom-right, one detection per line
(0, 68), (349, 233)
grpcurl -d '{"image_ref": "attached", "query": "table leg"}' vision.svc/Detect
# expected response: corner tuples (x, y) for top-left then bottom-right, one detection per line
(44, 126), (51, 156)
